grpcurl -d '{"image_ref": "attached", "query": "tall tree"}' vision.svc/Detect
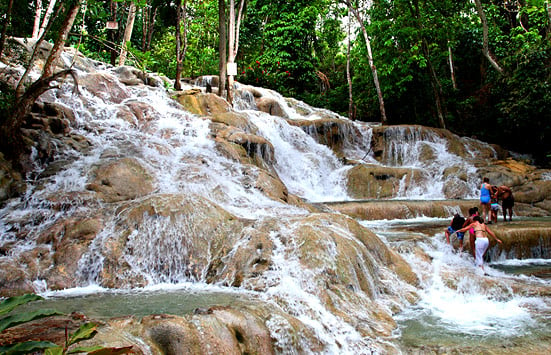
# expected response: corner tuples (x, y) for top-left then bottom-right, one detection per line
(141, 0), (159, 52)
(119, 1), (137, 66)
(37, 0), (57, 39)
(226, 0), (246, 104)
(410, 0), (447, 129)
(0, 0), (14, 58)
(32, 0), (43, 38)
(473, 0), (504, 74)
(218, 0), (227, 98)
(174, 0), (188, 90)
(345, 0), (387, 125)
(346, 7), (354, 119)
(2, 0), (81, 168)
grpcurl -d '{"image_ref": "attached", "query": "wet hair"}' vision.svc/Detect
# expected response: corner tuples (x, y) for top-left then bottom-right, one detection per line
(473, 215), (483, 223)
(468, 207), (479, 216)
(483, 177), (490, 183)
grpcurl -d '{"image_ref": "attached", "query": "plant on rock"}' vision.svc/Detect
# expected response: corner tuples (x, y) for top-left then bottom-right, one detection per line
(0, 294), (132, 355)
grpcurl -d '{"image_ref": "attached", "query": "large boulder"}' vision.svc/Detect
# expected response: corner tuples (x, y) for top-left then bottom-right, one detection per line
(86, 157), (156, 202)
(174, 91), (231, 115)
(255, 97), (288, 118)
(79, 72), (131, 104)
(346, 164), (424, 199)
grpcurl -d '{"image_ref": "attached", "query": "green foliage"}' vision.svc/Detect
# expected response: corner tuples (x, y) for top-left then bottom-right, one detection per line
(126, 42), (158, 73)
(0, 294), (133, 355)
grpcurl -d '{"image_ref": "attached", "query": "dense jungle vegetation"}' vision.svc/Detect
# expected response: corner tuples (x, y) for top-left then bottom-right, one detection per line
(1, 0), (550, 166)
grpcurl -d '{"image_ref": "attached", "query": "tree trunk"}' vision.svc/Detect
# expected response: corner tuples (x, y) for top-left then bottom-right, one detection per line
(146, 7), (158, 51)
(0, 0), (14, 58)
(119, 1), (137, 66)
(547, 1), (551, 36)
(32, 0), (43, 39)
(2, 70), (78, 170)
(346, 8), (354, 120)
(15, 2), (63, 98)
(41, 2), (81, 79)
(474, 0), (504, 74)
(448, 43), (457, 90)
(347, 0), (387, 125)
(174, 0), (188, 90)
(108, 0), (118, 66)
(38, 0), (57, 39)
(218, 0), (227, 98)
(226, 0), (246, 105)
(141, 3), (148, 51)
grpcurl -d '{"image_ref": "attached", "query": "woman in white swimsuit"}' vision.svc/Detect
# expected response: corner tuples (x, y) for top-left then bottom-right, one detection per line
(457, 216), (502, 272)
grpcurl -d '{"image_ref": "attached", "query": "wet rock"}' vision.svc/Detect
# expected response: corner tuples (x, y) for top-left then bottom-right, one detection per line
(0, 260), (35, 296)
(92, 194), (246, 288)
(112, 65), (162, 87)
(346, 164), (424, 199)
(211, 111), (258, 133)
(255, 97), (288, 118)
(326, 199), (479, 220)
(0, 152), (26, 202)
(86, 157), (156, 202)
(287, 118), (356, 156)
(79, 72), (131, 104)
(174, 91), (230, 115)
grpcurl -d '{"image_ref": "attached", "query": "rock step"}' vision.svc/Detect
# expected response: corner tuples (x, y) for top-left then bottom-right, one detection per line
(321, 199), (548, 221)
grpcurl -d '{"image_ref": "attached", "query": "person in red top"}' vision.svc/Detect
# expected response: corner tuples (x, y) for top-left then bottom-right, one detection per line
(463, 207), (479, 256)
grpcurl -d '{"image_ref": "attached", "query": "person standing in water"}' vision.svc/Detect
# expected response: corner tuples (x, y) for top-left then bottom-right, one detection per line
(457, 216), (502, 272)
(463, 207), (479, 257)
(494, 185), (514, 222)
(445, 213), (465, 251)
(479, 177), (492, 224)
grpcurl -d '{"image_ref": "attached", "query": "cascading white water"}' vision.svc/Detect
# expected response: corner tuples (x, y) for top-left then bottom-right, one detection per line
(243, 110), (350, 202)
(229, 86), (487, 201)
(2, 49), (549, 353)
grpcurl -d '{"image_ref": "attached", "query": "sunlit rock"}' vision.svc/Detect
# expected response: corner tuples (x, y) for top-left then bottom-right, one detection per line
(211, 111), (258, 133)
(174, 91), (231, 115)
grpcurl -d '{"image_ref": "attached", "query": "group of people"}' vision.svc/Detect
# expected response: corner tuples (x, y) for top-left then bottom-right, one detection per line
(444, 178), (514, 272)
(479, 177), (514, 224)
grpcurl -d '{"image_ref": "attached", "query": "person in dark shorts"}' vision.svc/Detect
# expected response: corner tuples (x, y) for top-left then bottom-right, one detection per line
(494, 185), (514, 222)
(445, 213), (466, 251)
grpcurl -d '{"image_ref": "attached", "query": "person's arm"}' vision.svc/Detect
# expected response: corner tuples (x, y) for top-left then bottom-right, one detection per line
(485, 226), (502, 243)
(457, 222), (475, 233)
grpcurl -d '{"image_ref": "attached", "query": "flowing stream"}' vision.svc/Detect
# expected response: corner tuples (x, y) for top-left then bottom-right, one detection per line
(1, 63), (549, 353)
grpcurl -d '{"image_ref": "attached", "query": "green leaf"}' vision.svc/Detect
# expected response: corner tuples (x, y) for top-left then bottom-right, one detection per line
(0, 340), (58, 355)
(67, 345), (104, 354)
(86, 346), (135, 355)
(44, 346), (64, 355)
(0, 294), (44, 315)
(0, 309), (63, 332)
(67, 323), (98, 346)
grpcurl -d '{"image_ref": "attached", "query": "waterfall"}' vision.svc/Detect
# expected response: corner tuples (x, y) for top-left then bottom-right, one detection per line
(1, 47), (549, 354)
